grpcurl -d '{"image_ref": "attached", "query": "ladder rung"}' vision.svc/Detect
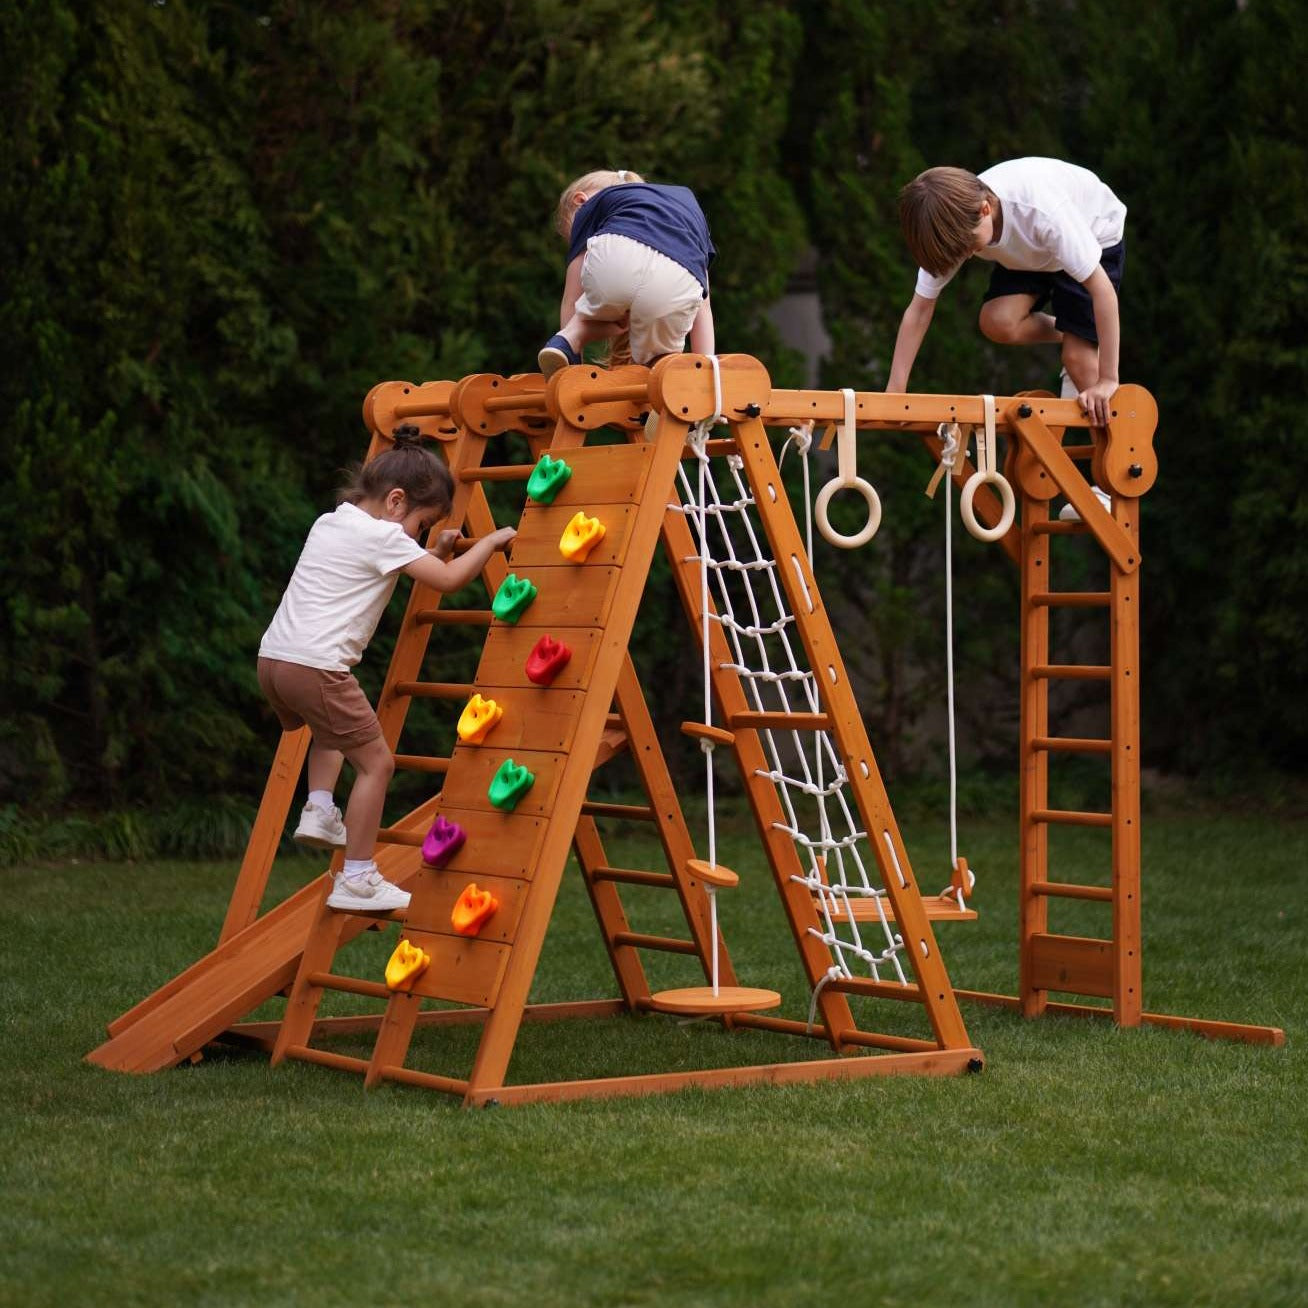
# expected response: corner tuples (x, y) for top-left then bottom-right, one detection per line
(1029, 808), (1114, 828)
(283, 1045), (370, 1075)
(457, 464), (536, 482)
(581, 801), (657, 822)
(1061, 444), (1096, 458)
(393, 754), (452, 774)
(377, 826), (424, 847)
(306, 971), (392, 999)
(591, 866), (677, 889)
(1030, 520), (1090, 536)
(1030, 591), (1111, 608)
(1031, 664), (1112, 680)
(376, 1064), (471, 1096)
(393, 681), (475, 700)
(414, 609), (494, 626)
(611, 931), (699, 956)
(1030, 881), (1114, 902)
(728, 710), (832, 732)
(1031, 736), (1113, 754)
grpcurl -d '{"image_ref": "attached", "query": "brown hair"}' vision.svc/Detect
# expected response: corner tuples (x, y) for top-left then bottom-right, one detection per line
(899, 166), (991, 277)
(553, 168), (645, 236)
(341, 425), (453, 511)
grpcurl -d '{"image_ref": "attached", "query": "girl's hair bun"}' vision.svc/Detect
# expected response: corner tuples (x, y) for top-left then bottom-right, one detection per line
(391, 423), (423, 449)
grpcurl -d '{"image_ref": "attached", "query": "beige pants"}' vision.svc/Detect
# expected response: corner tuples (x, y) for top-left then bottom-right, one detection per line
(575, 233), (705, 364)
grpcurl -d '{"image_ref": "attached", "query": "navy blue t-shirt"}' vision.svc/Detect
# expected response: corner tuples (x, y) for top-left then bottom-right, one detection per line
(566, 183), (715, 296)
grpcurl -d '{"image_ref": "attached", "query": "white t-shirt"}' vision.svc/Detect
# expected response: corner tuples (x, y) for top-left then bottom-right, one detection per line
(915, 158), (1127, 299)
(259, 502), (428, 672)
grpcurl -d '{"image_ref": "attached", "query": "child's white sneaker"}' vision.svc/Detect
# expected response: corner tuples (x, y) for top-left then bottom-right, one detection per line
(1058, 485), (1112, 522)
(293, 801), (347, 849)
(326, 866), (410, 913)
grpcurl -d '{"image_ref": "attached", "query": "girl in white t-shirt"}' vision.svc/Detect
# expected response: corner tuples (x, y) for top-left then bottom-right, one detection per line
(259, 427), (515, 913)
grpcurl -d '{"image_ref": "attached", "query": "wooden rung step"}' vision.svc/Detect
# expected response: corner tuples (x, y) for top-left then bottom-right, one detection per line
(590, 866), (677, 889)
(1030, 520), (1090, 536)
(1031, 735), (1113, 754)
(728, 710), (832, 732)
(1031, 664), (1112, 680)
(305, 971), (392, 999)
(414, 609), (494, 626)
(376, 826), (424, 847)
(1030, 881), (1114, 902)
(283, 1045), (370, 1075)
(457, 464), (537, 482)
(611, 931), (699, 956)
(1029, 808), (1114, 828)
(1030, 591), (1112, 608)
(581, 800), (657, 822)
(392, 754), (451, 773)
(393, 681), (475, 699)
(813, 895), (977, 923)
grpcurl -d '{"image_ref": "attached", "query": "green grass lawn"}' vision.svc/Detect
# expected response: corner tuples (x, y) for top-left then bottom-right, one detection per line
(2, 811), (1305, 1307)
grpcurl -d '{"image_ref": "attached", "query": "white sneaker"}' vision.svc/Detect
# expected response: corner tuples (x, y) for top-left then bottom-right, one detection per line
(326, 867), (410, 913)
(1059, 485), (1112, 522)
(293, 801), (346, 849)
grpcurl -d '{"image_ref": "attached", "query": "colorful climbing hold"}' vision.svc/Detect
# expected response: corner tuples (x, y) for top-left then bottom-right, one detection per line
(421, 815), (467, 868)
(450, 883), (500, 937)
(384, 938), (431, 992)
(457, 693), (504, 744)
(526, 453), (573, 505)
(525, 634), (572, 686)
(558, 510), (606, 563)
(488, 758), (535, 811)
(492, 574), (538, 623)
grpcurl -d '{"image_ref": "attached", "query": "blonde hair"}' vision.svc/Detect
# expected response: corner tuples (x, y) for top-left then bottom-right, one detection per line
(899, 166), (992, 277)
(553, 168), (645, 236)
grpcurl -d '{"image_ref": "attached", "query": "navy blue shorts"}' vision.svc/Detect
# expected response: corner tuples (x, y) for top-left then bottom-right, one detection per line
(982, 239), (1125, 345)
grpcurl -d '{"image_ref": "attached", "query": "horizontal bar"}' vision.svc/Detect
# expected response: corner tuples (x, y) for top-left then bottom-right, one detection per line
(1030, 591), (1112, 608)
(1029, 808), (1114, 828)
(611, 931), (699, 956)
(1061, 444), (1096, 458)
(835, 1028), (942, 1054)
(765, 388), (1090, 430)
(305, 971), (391, 1000)
(729, 710), (832, 732)
(392, 754), (451, 774)
(1029, 520), (1090, 536)
(376, 1064), (471, 1095)
(482, 393), (547, 413)
(414, 609), (494, 626)
(376, 826), (424, 847)
(826, 976), (923, 1002)
(590, 866), (677, 889)
(393, 399), (451, 420)
(393, 681), (475, 699)
(580, 382), (648, 405)
(580, 800), (657, 822)
(1030, 735), (1113, 754)
(1029, 881), (1114, 902)
(457, 464), (537, 482)
(283, 1044), (369, 1075)
(1031, 664), (1112, 680)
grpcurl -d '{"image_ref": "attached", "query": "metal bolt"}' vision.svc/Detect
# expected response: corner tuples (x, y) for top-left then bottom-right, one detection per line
(1129, 463), (1143, 478)
(1018, 403), (1032, 418)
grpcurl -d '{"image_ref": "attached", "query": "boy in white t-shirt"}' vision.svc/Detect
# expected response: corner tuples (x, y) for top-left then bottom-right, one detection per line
(886, 158), (1126, 428)
(258, 427), (515, 912)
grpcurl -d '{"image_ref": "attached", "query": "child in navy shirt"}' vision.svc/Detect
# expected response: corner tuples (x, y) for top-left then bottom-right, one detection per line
(539, 169), (716, 376)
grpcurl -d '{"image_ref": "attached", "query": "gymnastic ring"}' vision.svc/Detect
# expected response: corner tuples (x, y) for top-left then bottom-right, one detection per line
(959, 469), (1016, 543)
(815, 476), (882, 549)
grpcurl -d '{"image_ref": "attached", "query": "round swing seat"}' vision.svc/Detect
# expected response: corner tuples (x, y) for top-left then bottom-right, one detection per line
(647, 986), (782, 1016)
(686, 857), (739, 890)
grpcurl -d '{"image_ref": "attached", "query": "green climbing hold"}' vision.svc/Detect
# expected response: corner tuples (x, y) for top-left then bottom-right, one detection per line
(492, 574), (538, 623)
(526, 453), (573, 505)
(489, 758), (536, 811)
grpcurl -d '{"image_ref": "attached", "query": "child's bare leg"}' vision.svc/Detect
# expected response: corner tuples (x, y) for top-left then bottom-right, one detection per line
(1059, 331), (1100, 392)
(558, 312), (628, 353)
(979, 293), (1060, 346)
(306, 744), (345, 796)
(340, 735), (394, 863)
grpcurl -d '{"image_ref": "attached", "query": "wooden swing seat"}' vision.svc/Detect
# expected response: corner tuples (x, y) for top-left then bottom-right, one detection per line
(647, 986), (783, 1016)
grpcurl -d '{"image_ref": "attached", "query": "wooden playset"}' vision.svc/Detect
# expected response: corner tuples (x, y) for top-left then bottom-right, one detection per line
(87, 353), (1283, 1108)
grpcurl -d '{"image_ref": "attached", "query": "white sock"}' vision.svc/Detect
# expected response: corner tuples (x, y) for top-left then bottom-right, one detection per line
(308, 789), (334, 812)
(343, 858), (376, 879)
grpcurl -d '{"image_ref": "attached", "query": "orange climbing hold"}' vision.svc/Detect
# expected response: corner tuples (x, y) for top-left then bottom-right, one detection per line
(558, 511), (606, 563)
(450, 883), (500, 936)
(384, 938), (431, 992)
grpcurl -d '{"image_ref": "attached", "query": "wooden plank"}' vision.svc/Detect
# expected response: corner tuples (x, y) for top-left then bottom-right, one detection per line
(401, 928), (513, 1008)
(530, 440), (655, 506)
(492, 565), (621, 629)
(509, 503), (636, 569)
(1029, 933), (1114, 999)
(475, 625), (602, 691)
(402, 869), (530, 944)
(435, 747), (566, 817)
(451, 690), (585, 753)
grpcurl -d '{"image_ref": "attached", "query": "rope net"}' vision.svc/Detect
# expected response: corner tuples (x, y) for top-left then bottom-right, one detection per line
(673, 437), (910, 993)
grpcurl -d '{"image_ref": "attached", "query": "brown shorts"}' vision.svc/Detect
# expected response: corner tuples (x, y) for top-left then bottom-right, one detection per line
(257, 657), (383, 752)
